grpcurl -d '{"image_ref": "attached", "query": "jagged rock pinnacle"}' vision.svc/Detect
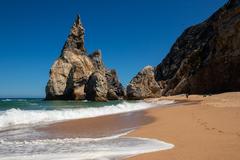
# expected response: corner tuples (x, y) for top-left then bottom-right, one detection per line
(75, 15), (82, 26)
(62, 14), (86, 54)
(46, 15), (125, 101)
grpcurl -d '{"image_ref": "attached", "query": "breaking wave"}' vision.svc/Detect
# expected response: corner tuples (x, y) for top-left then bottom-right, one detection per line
(0, 130), (174, 160)
(0, 100), (174, 130)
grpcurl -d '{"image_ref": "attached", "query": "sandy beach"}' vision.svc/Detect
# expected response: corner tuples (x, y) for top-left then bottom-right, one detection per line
(38, 110), (154, 139)
(37, 92), (240, 160)
(128, 92), (240, 160)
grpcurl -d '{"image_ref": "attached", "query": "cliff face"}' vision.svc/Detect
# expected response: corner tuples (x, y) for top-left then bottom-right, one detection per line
(127, 0), (240, 99)
(46, 15), (125, 101)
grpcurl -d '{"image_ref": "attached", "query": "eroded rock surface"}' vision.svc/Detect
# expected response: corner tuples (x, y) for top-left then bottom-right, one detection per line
(106, 69), (126, 100)
(127, 66), (161, 100)
(46, 16), (124, 101)
(85, 71), (108, 102)
(127, 0), (240, 98)
(155, 0), (240, 95)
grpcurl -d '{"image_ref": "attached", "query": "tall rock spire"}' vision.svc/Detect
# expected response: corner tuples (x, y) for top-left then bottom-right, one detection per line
(46, 15), (125, 101)
(62, 14), (86, 54)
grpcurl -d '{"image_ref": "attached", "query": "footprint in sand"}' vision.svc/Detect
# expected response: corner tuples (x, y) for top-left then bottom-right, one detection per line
(196, 118), (224, 134)
(218, 130), (224, 133)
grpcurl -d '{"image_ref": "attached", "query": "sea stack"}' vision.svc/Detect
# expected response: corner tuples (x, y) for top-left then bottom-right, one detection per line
(45, 15), (125, 101)
(127, 0), (240, 99)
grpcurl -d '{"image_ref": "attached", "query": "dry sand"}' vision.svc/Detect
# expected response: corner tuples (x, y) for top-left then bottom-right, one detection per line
(38, 92), (240, 160)
(128, 92), (240, 160)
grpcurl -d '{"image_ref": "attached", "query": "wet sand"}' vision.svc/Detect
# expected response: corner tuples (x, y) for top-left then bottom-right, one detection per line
(128, 92), (240, 160)
(38, 92), (240, 160)
(38, 110), (155, 139)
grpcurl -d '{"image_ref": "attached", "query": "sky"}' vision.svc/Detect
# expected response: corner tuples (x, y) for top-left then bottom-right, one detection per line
(0, 0), (227, 98)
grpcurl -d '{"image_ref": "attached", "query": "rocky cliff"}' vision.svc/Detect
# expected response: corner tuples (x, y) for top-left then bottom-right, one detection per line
(127, 0), (240, 99)
(46, 15), (125, 101)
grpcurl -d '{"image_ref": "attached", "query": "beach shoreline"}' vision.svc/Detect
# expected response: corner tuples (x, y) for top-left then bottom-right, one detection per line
(28, 92), (240, 160)
(36, 100), (177, 139)
(0, 100), (176, 160)
(127, 92), (240, 160)
(37, 110), (154, 139)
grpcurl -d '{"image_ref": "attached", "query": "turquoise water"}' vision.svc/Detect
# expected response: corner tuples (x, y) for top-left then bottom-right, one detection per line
(0, 98), (174, 131)
(1, 99), (159, 131)
(0, 98), (175, 160)
(0, 98), (124, 111)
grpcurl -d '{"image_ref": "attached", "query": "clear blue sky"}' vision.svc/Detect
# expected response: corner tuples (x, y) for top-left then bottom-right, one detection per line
(0, 0), (227, 98)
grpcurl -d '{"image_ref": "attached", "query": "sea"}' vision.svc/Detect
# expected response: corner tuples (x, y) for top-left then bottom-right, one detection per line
(0, 98), (174, 160)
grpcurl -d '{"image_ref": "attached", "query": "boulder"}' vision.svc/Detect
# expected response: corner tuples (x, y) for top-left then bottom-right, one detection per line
(85, 72), (108, 102)
(106, 69), (126, 100)
(45, 52), (94, 100)
(127, 66), (161, 100)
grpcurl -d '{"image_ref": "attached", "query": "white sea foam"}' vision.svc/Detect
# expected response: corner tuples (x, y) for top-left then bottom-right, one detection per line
(1, 98), (27, 102)
(0, 131), (174, 160)
(16, 99), (27, 102)
(0, 101), (175, 159)
(1, 99), (12, 102)
(0, 100), (174, 130)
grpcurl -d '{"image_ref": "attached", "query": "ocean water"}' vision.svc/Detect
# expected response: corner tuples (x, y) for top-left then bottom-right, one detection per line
(0, 98), (174, 160)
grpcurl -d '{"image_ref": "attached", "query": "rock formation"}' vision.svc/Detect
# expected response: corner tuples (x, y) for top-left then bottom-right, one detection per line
(106, 69), (126, 100)
(127, 0), (240, 99)
(85, 71), (108, 101)
(127, 66), (161, 100)
(46, 15), (125, 101)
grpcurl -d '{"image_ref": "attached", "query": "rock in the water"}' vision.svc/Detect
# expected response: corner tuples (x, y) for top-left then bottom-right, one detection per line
(45, 53), (94, 100)
(106, 69), (126, 100)
(127, 66), (161, 100)
(85, 71), (108, 102)
(45, 15), (125, 101)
